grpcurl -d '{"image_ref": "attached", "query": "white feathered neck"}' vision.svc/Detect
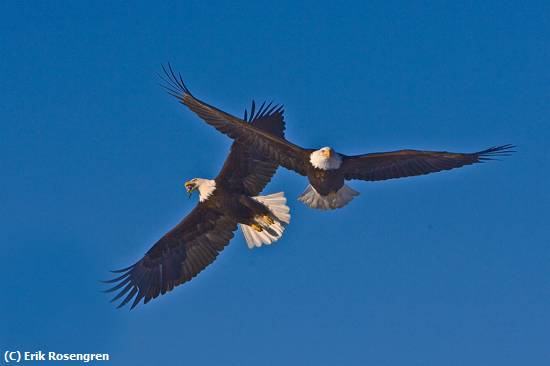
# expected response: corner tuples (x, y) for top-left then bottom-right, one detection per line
(309, 148), (343, 170)
(195, 178), (217, 202)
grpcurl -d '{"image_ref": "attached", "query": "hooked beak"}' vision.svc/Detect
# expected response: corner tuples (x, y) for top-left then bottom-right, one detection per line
(322, 148), (333, 158)
(184, 181), (195, 198)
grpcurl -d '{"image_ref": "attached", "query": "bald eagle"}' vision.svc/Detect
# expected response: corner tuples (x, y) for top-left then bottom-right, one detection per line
(104, 101), (290, 309)
(161, 65), (515, 210)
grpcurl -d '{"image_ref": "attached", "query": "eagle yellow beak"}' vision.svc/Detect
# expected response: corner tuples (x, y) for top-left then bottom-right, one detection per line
(184, 180), (195, 198)
(322, 148), (333, 158)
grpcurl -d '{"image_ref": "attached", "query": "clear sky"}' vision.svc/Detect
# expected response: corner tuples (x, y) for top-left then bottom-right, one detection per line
(1, 1), (549, 365)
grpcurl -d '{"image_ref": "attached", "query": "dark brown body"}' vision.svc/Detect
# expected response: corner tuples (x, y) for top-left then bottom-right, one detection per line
(306, 166), (345, 196)
(202, 185), (271, 227)
(103, 93), (290, 309)
(164, 65), (514, 211)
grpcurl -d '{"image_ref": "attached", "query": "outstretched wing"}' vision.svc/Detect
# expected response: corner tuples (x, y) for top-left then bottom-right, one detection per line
(104, 205), (237, 309)
(215, 101), (285, 196)
(341, 145), (515, 181)
(160, 64), (310, 176)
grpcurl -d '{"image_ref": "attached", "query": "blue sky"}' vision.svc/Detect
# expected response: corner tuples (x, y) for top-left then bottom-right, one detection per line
(1, 1), (549, 365)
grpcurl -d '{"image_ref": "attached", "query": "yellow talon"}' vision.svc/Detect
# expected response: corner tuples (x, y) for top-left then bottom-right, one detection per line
(251, 223), (263, 232)
(261, 215), (274, 225)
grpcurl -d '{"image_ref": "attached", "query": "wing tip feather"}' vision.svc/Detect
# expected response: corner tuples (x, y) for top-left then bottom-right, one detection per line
(159, 63), (192, 100)
(476, 144), (516, 160)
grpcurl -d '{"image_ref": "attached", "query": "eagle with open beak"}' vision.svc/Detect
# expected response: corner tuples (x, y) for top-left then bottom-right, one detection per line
(104, 98), (291, 309)
(184, 179), (197, 198)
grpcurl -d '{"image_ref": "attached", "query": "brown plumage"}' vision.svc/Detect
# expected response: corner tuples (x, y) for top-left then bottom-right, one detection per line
(161, 64), (514, 210)
(104, 99), (288, 309)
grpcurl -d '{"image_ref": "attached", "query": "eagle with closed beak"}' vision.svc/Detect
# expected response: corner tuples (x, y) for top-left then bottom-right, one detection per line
(161, 64), (515, 210)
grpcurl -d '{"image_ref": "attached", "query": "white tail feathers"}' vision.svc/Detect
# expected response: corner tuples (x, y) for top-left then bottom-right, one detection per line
(239, 192), (291, 249)
(298, 184), (359, 210)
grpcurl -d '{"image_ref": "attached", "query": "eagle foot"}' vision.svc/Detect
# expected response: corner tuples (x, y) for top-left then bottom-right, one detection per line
(251, 223), (263, 232)
(260, 215), (274, 225)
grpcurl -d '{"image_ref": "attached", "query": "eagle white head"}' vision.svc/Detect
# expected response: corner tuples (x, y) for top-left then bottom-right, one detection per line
(310, 147), (343, 170)
(185, 178), (217, 202)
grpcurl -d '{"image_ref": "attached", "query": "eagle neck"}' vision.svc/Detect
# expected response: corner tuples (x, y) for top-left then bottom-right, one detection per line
(309, 150), (343, 170)
(197, 179), (217, 202)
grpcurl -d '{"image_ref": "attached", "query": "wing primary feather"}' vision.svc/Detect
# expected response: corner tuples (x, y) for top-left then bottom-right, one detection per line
(159, 82), (185, 100)
(250, 100), (256, 120)
(118, 267), (149, 308)
(130, 287), (147, 310)
(257, 101), (266, 118)
(167, 63), (181, 91)
(110, 283), (133, 303)
(476, 144), (516, 157)
(178, 72), (190, 94)
(160, 65), (183, 93)
(110, 264), (135, 273)
(103, 276), (132, 293)
(117, 286), (138, 309)
(265, 103), (277, 116)
(100, 271), (131, 284)
(158, 72), (179, 93)
(160, 63), (191, 96)
(130, 272), (153, 310)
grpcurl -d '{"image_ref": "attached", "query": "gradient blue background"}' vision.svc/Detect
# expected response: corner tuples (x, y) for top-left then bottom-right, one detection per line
(1, 1), (548, 365)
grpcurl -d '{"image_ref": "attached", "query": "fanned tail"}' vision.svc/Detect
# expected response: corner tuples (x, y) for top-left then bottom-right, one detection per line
(298, 184), (359, 210)
(239, 192), (291, 249)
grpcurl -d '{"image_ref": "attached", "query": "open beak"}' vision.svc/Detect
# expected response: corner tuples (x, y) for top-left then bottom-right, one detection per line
(322, 148), (333, 158)
(184, 181), (195, 198)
